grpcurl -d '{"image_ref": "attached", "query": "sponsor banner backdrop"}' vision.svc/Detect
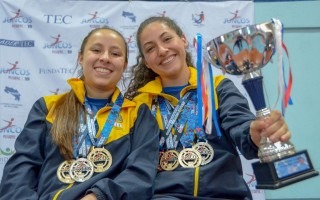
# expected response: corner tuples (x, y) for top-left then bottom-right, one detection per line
(0, 0), (263, 198)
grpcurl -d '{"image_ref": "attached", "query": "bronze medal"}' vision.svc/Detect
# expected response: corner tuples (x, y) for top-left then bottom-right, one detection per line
(57, 160), (75, 184)
(69, 157), (94, 182)
(159, 150), (180, 171)
(178, 148), (202, 168)
(158, 151), (165, 171)
(87, 147), (112, 173)
(193, 142), (214, 165)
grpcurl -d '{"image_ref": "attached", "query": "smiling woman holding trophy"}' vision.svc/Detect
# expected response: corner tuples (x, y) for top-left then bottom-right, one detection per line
(126, 16), (299, 199)
(205, 18), (319, 189)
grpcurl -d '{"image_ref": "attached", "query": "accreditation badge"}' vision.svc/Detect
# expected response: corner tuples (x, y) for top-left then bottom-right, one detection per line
(193, 142), (214, 165)
(178, 148), (202, 168)
(69, 157), (94, 182)
(160, 150), (180, 171)
(87, 147), (112, 173)
(57, 160), (75, 184)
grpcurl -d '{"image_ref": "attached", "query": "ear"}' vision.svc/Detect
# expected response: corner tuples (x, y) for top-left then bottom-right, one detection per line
(78, 53), (83, 66)
(181, 34), (188, 49)
(143, 59), (150, 69)
(123, 61), (128, 72)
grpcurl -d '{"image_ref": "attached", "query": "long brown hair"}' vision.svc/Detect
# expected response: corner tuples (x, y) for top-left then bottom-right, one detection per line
(51, 27), (128, 160)
(125, 16), (194, 100)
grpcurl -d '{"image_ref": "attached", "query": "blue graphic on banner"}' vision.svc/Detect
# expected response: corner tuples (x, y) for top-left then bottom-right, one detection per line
(0, 39), (34, 47)
(122, 11), (136, 22)
(4, 86), (21, 101)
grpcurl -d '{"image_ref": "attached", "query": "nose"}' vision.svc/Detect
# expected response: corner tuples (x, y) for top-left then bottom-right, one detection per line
(99, 51), (110, 62)
(158, 44), (168, 56)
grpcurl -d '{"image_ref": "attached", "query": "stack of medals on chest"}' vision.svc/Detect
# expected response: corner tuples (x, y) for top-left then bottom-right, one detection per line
(57, 147), (112, 183)
(57, 95), (123, 183)
(156, 92), (215, 171)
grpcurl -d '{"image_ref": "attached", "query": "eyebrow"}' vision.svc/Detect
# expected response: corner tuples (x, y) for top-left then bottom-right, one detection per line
(90, 43), (124, 51)
(142, 32), (168, 48)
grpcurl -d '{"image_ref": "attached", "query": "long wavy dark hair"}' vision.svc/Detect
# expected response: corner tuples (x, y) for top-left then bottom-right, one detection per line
(125, 16), (194, 100)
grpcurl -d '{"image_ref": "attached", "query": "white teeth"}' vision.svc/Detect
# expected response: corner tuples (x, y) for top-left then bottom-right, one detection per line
(96, 68), (111, 73)
(162, 55), (174, 65)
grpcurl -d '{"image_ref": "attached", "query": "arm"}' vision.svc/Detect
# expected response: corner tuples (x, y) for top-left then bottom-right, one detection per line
(0, 98), (47, 199)
(217, 78), (258, 159)
(217, 78), (291, 159)
(87, 104), (159, 200)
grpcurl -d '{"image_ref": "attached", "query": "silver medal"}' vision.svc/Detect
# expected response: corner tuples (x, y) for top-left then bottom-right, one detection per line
(193, 142), (214, 165)
(178, 148), (202, 168)
(69, 157), (94, 182)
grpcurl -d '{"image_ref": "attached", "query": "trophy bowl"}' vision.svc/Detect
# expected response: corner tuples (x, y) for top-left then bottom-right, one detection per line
(206, 21), (275, 76)
(205, 20), (319, 189)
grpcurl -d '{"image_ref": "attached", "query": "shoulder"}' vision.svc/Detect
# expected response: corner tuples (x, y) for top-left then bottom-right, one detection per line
(43, 93), (67, 111)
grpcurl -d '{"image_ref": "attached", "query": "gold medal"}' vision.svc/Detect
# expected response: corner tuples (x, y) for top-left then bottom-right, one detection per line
(159, 150), (180, 171)
(178, 148), (202, 168)
(87, 147), (112, 173)
(193, 142), (214, 165)
(69, 158), (94, 182)
(57, 160), (75, 184)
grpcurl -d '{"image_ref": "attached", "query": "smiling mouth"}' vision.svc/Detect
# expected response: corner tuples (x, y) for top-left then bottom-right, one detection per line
(161, 55), (175, 65)
(96, 67), (112, 73)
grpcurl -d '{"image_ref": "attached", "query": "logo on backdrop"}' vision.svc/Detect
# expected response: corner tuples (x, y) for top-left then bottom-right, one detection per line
(4, 86), (21, 101)
(49, 88), (60, 95)
(38, 66), (76, 75)
(80, 11), (109, 29)
(157, 11), (166, 17)
(2, 9), (33, 28)
(1, 86), (23, 109)
(43, 34), (72, 54)
(0, 60), (31, 81)
(245, 173), (256, 185)
(122, 11), (136, 23)
(44, 14), (72, 24)
(192, 11), (205, 26)
(0, 39), (34, 47)
(126, 32), (137, 53)
(0, 147), (15, 165)
(120, 11), (138, 30)
(223, 10), (250, 29)
(244, 173), (264, 194)
(48, 88), (69, 95)
(0, 147), (15, 157)
(0, 118), (22, 140)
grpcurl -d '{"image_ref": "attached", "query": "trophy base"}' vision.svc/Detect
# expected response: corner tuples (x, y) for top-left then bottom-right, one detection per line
(252, 150), (319, 189)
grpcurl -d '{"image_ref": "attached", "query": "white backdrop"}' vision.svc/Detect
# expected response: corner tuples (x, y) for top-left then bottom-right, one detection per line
(0, 0), (264, 199)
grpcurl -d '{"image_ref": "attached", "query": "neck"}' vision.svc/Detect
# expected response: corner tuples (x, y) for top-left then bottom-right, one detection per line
(161, 67), (190, 87)
(85, 85), (115, 99)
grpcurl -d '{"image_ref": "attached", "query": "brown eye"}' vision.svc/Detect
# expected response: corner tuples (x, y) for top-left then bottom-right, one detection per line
(147, 47), (154, 52)
(112, 52), (120, 57)
(91, 49), (101, 53)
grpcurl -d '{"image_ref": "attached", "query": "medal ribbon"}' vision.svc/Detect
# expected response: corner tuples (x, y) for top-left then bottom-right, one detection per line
(73, 113), (90, 158)
(73, 93), (124, 158)
(180, 92), (206, 148)
(281, 41), (294, 112)
(272, 18), (293, 116)
(153, 92), (193, 149)
(194, 33), (222, 137)
(87, 93), (124, 148)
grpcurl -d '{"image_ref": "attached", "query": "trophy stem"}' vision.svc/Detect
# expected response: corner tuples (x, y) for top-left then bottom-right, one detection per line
(242, 72), (295, 163)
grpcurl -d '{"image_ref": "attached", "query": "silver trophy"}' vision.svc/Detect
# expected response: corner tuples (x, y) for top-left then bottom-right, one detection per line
(205, 19), (318, 189)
